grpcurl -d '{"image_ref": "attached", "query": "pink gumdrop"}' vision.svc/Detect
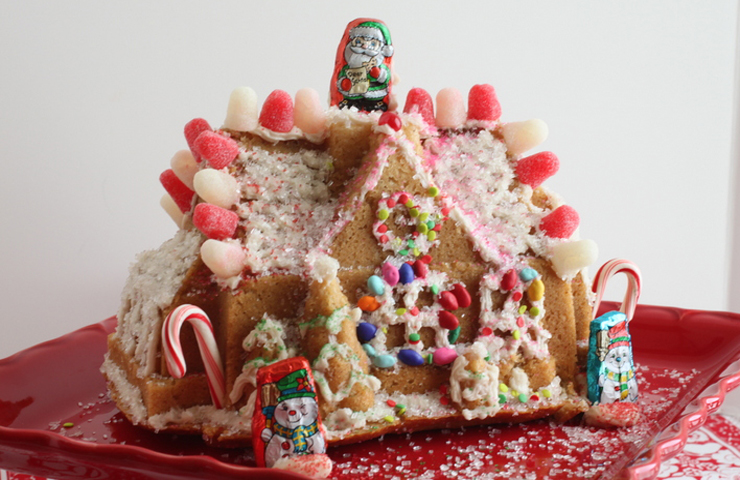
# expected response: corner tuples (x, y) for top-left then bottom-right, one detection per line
(379, 111), (402, 131)
(160, 169), (194, 213)
(403, 88), (435, 126)
(540, 205), (580, 239)
(435, 88), (466, 128)
(193, 131), (240, 169)
(259, 90), (294, 132)
(516, 151), (560, 188)
(382, 262), (399, 286)
(467, 84), (501, 122)
(433, 347), (458, 366)
(184, 118), (212, 162)
(192, 203), (239, 240)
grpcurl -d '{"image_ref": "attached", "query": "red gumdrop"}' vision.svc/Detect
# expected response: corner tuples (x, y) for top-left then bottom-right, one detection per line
(438, 311), (459, 330)
(516, 151), (560, 188)
(259, 90), (294, 133)
(160, 169), (194, 213)
(193, 203), (239, 240)
(540, 205), (580, 239)
(403, 88), (435, 126)
(379, 111), (402, 131)
(501, 269), (518, 292)
(467, 84), (502, 122)
(438, 291), (459, 311)
(184, 118), (212, 162)
(194, 131), (240, 169)
(450, 283), (472, 308)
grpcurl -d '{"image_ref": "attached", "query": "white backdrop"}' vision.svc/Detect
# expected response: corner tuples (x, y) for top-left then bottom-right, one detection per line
(0, 1), (738, 363)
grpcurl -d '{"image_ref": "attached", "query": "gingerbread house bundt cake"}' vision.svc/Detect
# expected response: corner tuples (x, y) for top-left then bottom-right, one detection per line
(101, 18), (603, 450)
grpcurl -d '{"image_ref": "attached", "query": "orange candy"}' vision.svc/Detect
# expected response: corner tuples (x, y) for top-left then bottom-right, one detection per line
(358, 296), (381, 312)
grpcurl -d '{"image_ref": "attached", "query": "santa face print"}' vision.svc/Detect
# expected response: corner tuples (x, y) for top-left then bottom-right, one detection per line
(349, 35), (382, 56)
(273, 397), (319, 428)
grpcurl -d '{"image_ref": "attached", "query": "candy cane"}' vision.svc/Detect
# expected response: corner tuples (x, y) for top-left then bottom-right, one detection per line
(162, 304), (226, 408)
(591, 259), (642, 321)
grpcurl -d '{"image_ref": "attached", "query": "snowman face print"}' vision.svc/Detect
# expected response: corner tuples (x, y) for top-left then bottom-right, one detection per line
(273, 397), (319, 429)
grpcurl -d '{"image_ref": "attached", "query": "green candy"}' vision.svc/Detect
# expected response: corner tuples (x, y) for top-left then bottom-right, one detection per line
(448, 326), (461, 344)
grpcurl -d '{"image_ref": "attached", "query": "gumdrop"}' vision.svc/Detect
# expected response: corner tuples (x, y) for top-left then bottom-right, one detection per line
(467, 84), (501, 122)
(224, 86), (258, 131)
(192, 203), (239, 240)
(501, 119), (548, 156)
(160, 169), (194, 213)
(294, 88), (326, 135)
(184, 118), (212, 162)
(259, 89), (294, 133)
(200, 239), (245, 279)
(192, 168), (240, 209)
(516, 151), (560, 188)
(540, 205), (580, 239)
(435, 88), (465, 128)
(403, 88), (435, 125)
(170, 150), (198, 189)
(193, 131), (240, 169)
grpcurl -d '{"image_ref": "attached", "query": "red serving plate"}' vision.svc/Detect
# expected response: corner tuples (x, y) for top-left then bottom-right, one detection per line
(1, 303), (739, 480)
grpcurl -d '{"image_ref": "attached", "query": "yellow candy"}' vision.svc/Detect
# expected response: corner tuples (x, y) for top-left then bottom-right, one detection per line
(499, 383), (509, 393)
(528, 278), (545, 301)
(427, 231), (437, 241)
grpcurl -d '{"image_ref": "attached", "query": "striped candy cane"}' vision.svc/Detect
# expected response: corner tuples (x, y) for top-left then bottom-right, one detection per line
(591, 258), (642, 321)
(162, 304), (226, 409)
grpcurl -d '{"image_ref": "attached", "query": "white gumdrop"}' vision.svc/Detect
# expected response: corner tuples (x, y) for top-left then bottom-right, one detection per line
(435, 88), (466, 128)
(200, 239), (246, 278)
(551, 239), (599, 278)
(193, 169), (239, 209)
(170, 150), (199, 189)
(160, 194), (184, 228)
(224, 87), (258, 131)
(501, 119), (549, 155)
(294, 88), (326, 135)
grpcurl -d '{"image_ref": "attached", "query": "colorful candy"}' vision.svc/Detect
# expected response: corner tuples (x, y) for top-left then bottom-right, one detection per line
(501, 269), (518, 291)
(438, 291), (459, 311)
(398, 263), (415, 284)
(170, 150), (199, 189)
(356, 322), (378, 343)
(294, 88), (326, 135)
(192, 203), (239, 240)
(519, 268), (538, 282)
(448, 326), (461, 344)
(540, 205), (580, 239)
(162, 304), (225, 408)
(467, 84), (501, 122)
(362, 343), (377, 357)
(450, 283), (471, 308)
(403, 88), (435, 125)
(367, 275), (385, 295)
(412, 259), (428, 279)
(438, 311), (459, 330)
(259, 89), (295, 133)
(515, 151), (559, 188)
(500, 119), (548, 156)
(435, 87), (465, 128)
(224, 86), (258, 132)
(193, 131), (240, 170)
(160, 169), (195, 213)
(433, 347), (458, 366)
(200, 239), (246, 279)
(192, 169), (240, 209)
(378, 111), (402, 131)
(358, 296), (381, 312)
(184, 118), (212, 161)
(398, 349), (424, 366)
(382, 262), (399, 286)
(373, 354), (396, 368)
(528, 278), (545, 302)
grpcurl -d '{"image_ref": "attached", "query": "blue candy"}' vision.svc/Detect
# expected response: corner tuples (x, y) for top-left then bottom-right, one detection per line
(373, 354), (396, 368)
(367, 275), (385, 296)
(397, 349), (424, 366)
(356, 322), (378, 343)
(362, 343), (377, 358)
(519, 268), (539, 282)
(399, 263), (415, 285)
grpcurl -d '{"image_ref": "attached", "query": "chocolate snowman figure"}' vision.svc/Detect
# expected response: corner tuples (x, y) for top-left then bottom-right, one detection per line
(253, 358), (327, 469)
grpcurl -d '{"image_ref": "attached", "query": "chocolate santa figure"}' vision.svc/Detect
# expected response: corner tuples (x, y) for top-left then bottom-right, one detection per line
(252, 357), (327, 469)
(331, 18), (394, 112)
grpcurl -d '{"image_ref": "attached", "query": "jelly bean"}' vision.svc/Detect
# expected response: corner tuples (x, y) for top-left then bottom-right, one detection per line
(412, 260), (428, 279)
(378, 111), (402, 131)
(224, 86), (258, 132)
(294, 88), (326, 135)
(516, 151), (559, 188)
(550, 239), (598, 278)
(448, 326), (461, 344)
(436, 87), (465, 129)
(398, 349), (424, 366)
(192, 169), (240, 209)
(160, 169), (194, 213)
(184, 118), (211, 161)
(194, 131), (240, 169)
(501, 269), (518, 291)
(438, 311), (459, 330)
(501, 119), (548, 156)
(403, 88), (435, 125)
(438, 291), (458, 311)
(200, 239), (245, 279)
(399, 263), (415, 284)
(540, 205), (580, 239)
(519, 268), (539, 282)
(373, 354), (396, 368)
(358, 296), (380, 312)
(170, 150), (198, 190)
(259, 89), (294, 133)
(528, 278), (545, 302)
(356, 322), (378, 343)
(467, 84), (501, 122)
(512, 291), (523, 302)
(362, 343), (377, 358)
(480, 326), (493, 336)
(193, 203), (239, 240)
(367, 275), (385, 296)
(433, 347), (458, 366)
(450, 283), (472, 308)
